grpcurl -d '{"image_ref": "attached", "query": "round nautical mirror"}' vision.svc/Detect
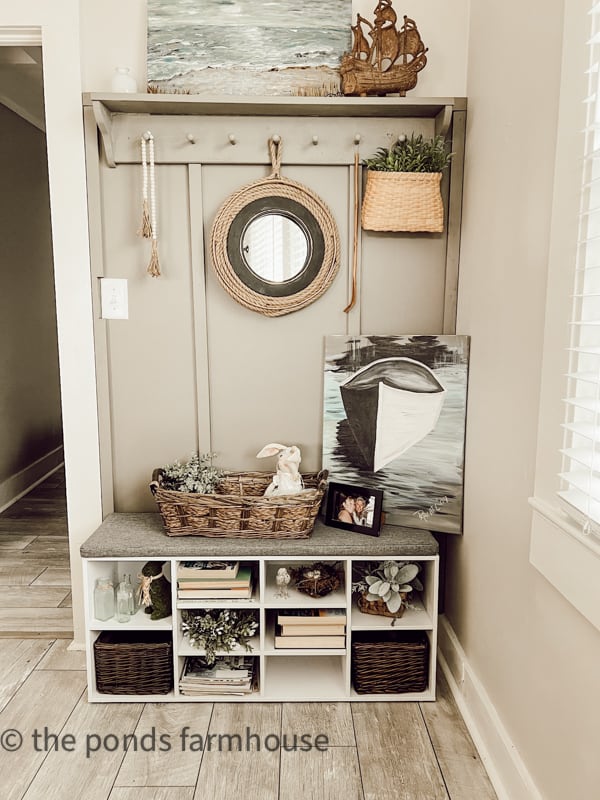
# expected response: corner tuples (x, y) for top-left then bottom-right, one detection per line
(241, 212), (309, 283)
(210, 137), (340, 317)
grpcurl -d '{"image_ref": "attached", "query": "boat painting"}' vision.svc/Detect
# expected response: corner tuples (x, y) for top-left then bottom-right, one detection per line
(340, 357), (446, 472)
(323, 335), (470, 534)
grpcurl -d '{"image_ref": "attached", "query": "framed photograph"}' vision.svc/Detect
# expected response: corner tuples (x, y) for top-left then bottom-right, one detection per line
(325, 482), (383, 536)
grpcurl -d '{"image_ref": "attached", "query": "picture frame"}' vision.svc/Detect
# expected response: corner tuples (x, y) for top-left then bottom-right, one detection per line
(325, 482), (383, 536)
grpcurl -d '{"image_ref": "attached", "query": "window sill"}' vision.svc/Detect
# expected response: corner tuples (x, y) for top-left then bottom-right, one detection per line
(529, 496), (600, 632)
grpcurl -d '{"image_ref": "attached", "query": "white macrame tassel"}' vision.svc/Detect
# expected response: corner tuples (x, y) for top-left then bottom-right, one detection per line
(139, 136), (152, 239)
(141, 132), (161, 277)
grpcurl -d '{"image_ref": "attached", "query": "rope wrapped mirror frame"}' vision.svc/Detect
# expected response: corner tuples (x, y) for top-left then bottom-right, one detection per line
(210, 137), (341, 317)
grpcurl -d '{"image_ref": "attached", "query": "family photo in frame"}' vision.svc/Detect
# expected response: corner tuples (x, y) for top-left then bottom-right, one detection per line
(325, 481), (383, 536)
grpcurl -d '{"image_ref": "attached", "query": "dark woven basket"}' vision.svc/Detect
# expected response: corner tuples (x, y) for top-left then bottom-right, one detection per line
(94, 631), (173, 695)
(150, 469), (328, 538)
(352, 631), (429, 694)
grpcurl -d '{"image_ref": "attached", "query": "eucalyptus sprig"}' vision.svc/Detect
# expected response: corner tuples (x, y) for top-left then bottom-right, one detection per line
(181, 609), (258, 665)
(364, 134), (453, 173)
(160, 452), (224, 494)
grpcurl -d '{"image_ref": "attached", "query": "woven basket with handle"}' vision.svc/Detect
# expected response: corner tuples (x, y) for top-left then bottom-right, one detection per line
(361, 171), (444, 233)
(150, 469), (328, 538)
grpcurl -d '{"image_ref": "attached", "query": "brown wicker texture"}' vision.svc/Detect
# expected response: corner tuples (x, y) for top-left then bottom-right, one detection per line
(357, 591), (406, 619)
(150, 469), (328, 538)
(94, 631), (173, 695)
(361, 171), (444, 233)
(210, 138), (340, 317)
(290, 562), (342, 597)
(352, 631), (429, 694)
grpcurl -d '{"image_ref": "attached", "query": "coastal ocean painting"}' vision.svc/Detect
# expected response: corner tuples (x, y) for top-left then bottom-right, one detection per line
(147, 0), (351, 96)
(323, 335), (470, 534)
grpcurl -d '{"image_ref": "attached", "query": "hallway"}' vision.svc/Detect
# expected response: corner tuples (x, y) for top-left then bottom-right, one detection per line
(0, 468), (72, 636)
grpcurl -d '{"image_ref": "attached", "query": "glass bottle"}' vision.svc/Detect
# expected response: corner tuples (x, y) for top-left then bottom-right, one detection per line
(126, 574), (136, 615)
(94, 578), (115, 621)
(116, 579), (132, 623)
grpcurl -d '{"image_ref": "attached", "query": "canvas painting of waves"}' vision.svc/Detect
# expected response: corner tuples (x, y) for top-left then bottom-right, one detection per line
(323, 335), (470, 534)
(147, 0), (351, 95)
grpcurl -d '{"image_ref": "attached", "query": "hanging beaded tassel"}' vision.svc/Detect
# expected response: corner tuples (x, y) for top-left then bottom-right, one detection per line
(145, 132), (161, 277)
(139, 135), (152, 239)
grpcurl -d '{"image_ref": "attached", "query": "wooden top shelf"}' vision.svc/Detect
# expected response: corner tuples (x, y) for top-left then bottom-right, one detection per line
(80, 514), (439, 559)
(83, 92), (466, 118)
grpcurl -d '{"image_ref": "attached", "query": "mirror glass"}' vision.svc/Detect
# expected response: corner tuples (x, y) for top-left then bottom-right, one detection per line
(242, 213), (309, 283)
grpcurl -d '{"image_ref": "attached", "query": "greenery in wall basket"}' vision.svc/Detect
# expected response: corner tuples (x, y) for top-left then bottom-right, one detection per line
(159, 452), (224, 494)
(181, 609), (258, 665)
(363, 134), (453, 173)
(361, 133), (453, 233)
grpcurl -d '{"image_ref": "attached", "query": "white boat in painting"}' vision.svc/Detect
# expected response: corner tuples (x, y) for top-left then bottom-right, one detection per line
(340, 357), (446, 472)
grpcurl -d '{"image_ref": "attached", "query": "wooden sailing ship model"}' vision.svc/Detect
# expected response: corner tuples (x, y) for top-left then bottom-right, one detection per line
(340, 1), (428, 97)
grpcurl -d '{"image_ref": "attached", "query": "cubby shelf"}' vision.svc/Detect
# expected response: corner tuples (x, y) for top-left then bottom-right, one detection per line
(81, 516), (439, 702)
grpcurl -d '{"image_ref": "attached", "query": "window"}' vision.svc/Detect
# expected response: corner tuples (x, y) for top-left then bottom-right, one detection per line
(529, 0), (600, 632)
(559, 2), (600, 539)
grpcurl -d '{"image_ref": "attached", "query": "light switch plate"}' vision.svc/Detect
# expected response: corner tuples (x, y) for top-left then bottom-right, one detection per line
(100, 278), (128, 319)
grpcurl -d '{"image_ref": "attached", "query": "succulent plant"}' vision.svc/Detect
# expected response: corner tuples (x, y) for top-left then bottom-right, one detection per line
(352, 560), (423, 614)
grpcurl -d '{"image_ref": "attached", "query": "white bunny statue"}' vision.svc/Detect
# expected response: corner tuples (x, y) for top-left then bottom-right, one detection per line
(256, 443), (304, 496)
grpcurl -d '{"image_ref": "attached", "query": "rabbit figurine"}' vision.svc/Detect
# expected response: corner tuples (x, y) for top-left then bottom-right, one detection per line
(256, 443), (304, 496)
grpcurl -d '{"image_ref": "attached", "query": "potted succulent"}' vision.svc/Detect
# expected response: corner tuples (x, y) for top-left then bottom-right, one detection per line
(352, 560), (423, 625)
(361, 133), (453, 233)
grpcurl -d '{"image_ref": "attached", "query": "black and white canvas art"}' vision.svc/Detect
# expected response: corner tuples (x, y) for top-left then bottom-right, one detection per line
(147, 0), (351, 96)
(323, 335), (470, 534)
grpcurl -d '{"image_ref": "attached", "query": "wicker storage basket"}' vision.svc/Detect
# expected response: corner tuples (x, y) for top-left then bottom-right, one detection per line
(352, 631), (429, 694)
(361, 171), (444, 233)
(357, 591), (407, 620)
(94, 631), (173, 695)
(150, 469), (328, 538)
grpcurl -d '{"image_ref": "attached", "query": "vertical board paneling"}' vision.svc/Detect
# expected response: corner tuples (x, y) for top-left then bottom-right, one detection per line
(199, 164), (349, 474)
(101, 164), (198, 510)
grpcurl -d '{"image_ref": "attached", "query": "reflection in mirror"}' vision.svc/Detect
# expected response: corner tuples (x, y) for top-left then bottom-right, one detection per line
(242, 213), (309, 283)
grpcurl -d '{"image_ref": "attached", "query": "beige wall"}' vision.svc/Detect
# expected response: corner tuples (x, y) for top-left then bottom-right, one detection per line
(0, 103), (62, 490)
(446, 0), (600, 797)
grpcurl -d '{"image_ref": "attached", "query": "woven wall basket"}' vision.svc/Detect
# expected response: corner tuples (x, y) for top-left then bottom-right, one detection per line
(361, 171), (444, 233)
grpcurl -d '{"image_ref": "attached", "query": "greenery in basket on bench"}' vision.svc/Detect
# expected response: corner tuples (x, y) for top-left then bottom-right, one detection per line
(352, 560), (423, 616)
(159, 452), (224, 493)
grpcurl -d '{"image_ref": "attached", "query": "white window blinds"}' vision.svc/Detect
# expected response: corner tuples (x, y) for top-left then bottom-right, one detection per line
(559, 2), (600, 537)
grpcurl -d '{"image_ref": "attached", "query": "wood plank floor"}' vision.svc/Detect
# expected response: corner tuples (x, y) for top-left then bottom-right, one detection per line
(0, 472), (497, 798)
(0, 469), (72, 637)
(0, 647), (497, 800)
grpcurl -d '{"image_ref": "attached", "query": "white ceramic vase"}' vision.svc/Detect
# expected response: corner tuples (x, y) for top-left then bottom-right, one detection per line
(111, 67), (137, 93)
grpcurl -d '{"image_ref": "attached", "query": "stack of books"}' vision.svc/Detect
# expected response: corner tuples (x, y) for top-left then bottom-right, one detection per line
(179, 655), (255, 696)
(177, 561), (253, 601)
(274, 608), (346, 649)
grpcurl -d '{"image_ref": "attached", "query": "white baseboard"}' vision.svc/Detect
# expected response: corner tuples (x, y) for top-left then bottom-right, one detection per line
(438, 615), (543, 800)
(0, 446), (64, 514)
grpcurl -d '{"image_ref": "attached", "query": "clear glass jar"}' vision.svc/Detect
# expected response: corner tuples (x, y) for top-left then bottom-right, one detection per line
(94, 578), (115, 621)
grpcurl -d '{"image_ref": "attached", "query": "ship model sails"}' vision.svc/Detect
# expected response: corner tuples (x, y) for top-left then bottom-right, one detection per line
(340, 1), (427, 97)
(340, 357), (446, 472)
